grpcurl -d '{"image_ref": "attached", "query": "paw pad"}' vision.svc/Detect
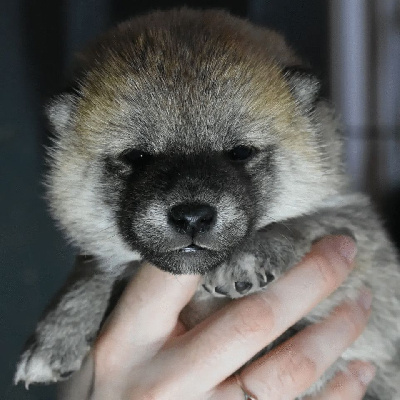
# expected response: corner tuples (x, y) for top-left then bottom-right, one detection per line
(266, 272), (275, 282)
(234, 281), (253, 294)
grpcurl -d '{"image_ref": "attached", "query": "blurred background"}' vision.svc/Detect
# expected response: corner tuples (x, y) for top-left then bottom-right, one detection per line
(1, 0), (399, 398)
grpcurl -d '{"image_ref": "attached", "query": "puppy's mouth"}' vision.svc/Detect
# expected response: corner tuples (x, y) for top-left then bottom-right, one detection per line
(142, 241), (230, 274)
(179, 244), (206, 253)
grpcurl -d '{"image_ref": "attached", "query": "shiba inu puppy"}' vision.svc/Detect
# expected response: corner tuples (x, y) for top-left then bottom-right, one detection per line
(15, 9), (400, 399)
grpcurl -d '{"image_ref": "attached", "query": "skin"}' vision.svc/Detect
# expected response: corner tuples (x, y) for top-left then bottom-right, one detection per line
(58, 236), (375, 400)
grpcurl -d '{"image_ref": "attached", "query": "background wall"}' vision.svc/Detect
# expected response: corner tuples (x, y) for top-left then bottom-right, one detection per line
(0, 1), (398, 399)
(330, 0), (400, 245)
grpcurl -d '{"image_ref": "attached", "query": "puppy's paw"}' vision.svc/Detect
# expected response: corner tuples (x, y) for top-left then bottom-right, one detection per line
(14, 332), (90, 386)
(203, 253), (276, 298)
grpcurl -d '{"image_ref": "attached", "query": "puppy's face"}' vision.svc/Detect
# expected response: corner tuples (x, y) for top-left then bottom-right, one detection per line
(46, 10), (337, 274)
(107, 146), (260, 274)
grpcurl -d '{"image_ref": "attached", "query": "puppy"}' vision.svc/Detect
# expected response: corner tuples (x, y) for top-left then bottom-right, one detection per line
(15, 9), (400, 399)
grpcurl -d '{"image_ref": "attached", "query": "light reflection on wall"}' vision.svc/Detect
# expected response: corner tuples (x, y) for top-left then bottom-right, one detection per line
(330, 0), (400, 197)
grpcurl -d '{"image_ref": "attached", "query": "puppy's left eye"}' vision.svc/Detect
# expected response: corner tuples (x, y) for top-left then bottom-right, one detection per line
(120, 149), (152, 166)
(226, 146), (255, 162)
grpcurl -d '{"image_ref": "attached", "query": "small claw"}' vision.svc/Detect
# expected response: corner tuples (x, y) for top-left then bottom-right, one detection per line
(214, 286), (229, 296)
(202, 284), (212, 294)
(60, 371), (74, 379)
(256, 272), (269, 287)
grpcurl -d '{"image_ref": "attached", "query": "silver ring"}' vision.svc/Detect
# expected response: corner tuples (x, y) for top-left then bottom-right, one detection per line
(235, 374), (258, 400)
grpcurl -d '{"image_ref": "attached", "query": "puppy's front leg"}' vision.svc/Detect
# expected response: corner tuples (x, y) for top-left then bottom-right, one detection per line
(15, 256), (128, 386)
(202, 222), (310, 298)
(202, 202), (367, 298)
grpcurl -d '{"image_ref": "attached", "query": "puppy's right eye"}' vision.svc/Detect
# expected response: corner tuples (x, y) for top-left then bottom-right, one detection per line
(121, 149), (152, 166)
(226, 145), (255, 162)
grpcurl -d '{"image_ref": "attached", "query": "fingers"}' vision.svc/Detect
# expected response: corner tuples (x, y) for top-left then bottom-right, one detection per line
(165, 236), (358, 393)
(235, 290), (372, 400)
(95, 263), (200, 367)
(305, 360), (376, 400)
(212, 359), (375, 400)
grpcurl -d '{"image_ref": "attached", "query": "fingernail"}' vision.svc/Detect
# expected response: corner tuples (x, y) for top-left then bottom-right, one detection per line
(357, 288), (373, 311)
(332, 236), (357, 263)
(357, 362), (376, 385)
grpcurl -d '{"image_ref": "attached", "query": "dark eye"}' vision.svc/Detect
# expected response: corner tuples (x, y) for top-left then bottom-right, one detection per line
(121, 149), (152, 165)
(226, 146), (255, 162)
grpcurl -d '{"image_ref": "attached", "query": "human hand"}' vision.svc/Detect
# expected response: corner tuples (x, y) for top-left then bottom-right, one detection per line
(58, 236), (375, 400)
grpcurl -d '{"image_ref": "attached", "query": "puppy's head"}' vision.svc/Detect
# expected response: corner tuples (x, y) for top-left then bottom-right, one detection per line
(46, 9), (343, 273)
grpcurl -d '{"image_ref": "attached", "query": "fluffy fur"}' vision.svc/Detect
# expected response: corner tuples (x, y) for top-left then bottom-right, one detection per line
(15, 9), (400, 399)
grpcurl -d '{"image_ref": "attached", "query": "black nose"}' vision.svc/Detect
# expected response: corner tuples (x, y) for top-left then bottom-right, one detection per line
(168, 203), (216, 235)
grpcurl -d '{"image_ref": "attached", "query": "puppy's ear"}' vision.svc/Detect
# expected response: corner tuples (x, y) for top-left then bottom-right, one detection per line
(46, 93), (77, 134)
(283, 66), (321, 110)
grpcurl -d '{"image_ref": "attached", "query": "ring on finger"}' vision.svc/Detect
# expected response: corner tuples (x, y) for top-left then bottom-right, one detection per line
(235, 374), (257, 400)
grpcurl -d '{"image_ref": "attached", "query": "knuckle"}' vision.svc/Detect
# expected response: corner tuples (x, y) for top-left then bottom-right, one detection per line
(230, 296), (275, 339)
(248, 346), (317, 398)
(309, 252), (343, 288)
(277, 347), (317, 390)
